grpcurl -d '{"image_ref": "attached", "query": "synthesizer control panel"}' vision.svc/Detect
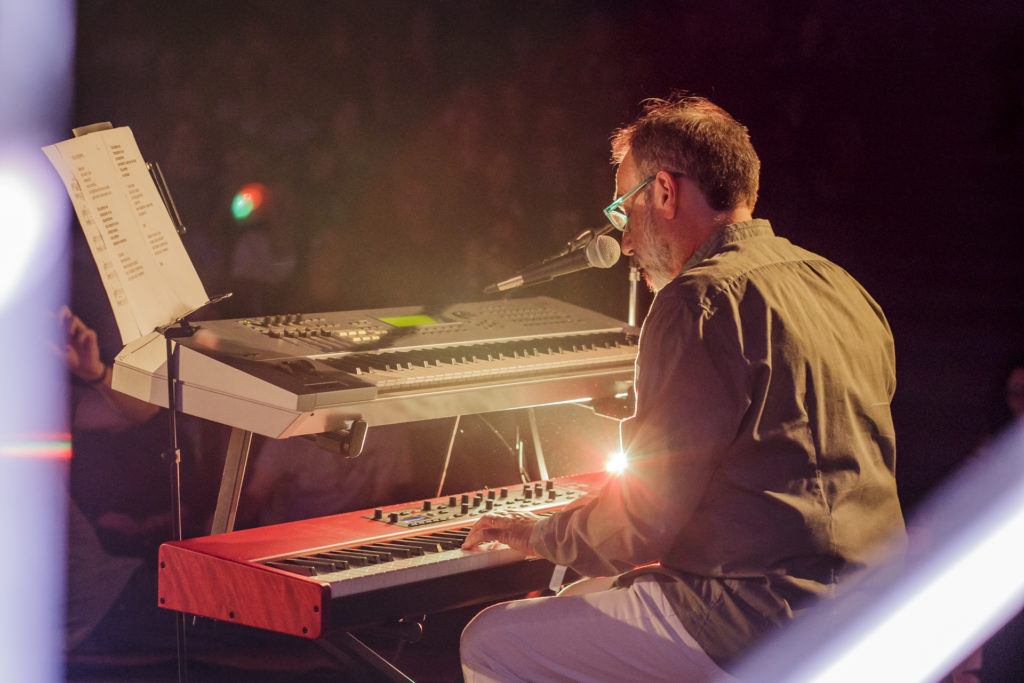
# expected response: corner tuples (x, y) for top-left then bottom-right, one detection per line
(364, 480), (586, 528)
(185, 297), (631, 358)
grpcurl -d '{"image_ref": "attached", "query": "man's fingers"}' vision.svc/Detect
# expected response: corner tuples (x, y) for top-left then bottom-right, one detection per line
(462, 514), (503, 549)
(55, 305), (72, 329)
(462, 519), (490, 549)
(68, 325), (97, 353)
(61, 307), (81, 336)
(43, 339), (70, 361)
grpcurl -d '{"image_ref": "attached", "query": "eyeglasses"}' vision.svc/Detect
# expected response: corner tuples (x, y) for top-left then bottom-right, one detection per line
(603, 172), (685, 232)
(603, 176), (654, 233)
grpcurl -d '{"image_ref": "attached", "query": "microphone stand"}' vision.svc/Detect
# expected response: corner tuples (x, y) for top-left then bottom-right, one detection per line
(562, 227), (645, 421)
(627, 256), (641, 328)
(561, 224), (641, 325)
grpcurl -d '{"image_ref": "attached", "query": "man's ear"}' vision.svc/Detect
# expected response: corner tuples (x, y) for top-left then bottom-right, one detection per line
(653, 170), (678, 220)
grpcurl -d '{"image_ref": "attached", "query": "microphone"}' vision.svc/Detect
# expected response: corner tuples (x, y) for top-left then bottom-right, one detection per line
(484, 234), (621, 294)
(558, 222), (616, 257)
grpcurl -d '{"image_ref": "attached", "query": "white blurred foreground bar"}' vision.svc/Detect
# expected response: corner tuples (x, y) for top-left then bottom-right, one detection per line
(727, 420), (1024, 683)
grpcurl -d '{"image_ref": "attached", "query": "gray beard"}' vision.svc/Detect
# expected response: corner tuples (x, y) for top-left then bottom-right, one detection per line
(634, 205), (676, 292)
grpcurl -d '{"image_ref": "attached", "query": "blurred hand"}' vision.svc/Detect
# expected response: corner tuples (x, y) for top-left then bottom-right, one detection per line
(56, 306), (105, 382)
(52, 306), (160, 425)
(462, 510), (542, 556)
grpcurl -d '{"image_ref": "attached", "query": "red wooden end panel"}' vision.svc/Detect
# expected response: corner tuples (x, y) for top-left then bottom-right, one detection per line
(158, 544), (330, 639)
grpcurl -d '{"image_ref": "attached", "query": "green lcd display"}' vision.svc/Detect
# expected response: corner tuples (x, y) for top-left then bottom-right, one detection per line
(379, 314), (438, 327)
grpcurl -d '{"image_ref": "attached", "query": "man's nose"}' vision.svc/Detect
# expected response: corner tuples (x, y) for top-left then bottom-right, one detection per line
(620, 230), (635, 256)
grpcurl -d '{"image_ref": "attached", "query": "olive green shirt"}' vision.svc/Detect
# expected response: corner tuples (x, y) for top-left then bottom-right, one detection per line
(532, 219), (907, 668)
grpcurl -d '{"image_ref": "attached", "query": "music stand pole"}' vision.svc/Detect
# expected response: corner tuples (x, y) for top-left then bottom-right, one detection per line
(160, 318), (200, 683)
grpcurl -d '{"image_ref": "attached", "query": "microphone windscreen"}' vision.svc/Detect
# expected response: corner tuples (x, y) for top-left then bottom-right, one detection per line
(586, 235), (621, 269)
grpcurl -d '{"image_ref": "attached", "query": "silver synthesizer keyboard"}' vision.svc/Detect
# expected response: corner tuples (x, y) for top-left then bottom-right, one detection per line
(113, 296), (638, 438)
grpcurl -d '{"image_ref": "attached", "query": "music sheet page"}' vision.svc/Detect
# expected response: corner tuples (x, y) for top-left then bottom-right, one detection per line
(43, 126), (208, 344)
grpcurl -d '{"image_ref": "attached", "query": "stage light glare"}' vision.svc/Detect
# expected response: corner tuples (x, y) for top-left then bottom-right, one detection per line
(231, 182), (266, 221)
(0, 160), (57, 310)
(231, 192), (255, 220)
(0, 433), (72, 460)
(729, 423), (1024, 683)
(605, 450), (628, 474)
(2, 0), (75, 679)
(804, 487), (1024, 683)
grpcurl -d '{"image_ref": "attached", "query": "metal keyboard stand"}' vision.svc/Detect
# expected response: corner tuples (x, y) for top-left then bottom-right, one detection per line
(316, 632), (416, 683)
(209, 427), (253, 536)
(207, 425), (419, 681)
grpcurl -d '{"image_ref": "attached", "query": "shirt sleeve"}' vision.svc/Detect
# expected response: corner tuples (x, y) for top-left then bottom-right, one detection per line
(531, 287), (751, 576)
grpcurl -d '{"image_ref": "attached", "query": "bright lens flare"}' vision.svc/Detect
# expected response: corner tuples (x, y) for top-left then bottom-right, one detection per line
(0, 165), (49, 309)
(605, 450), (628, 474)
(231, 182), (267, 220)
(0, 434), (72, 460)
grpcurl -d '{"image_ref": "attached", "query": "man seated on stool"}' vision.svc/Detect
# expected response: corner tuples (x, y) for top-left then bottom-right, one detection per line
(460, 94), (907, 682)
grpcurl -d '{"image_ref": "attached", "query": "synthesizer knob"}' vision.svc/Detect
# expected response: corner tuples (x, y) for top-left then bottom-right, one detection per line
(388, 512), (399, 524)
(545, 480), (555, 490)
(485, 499), (495, 510)
(499, 487), (509, 499)
(472, 494), (483, 507)
(487, 489), (496, 500)
(461, 503), (469, 515)
(523, 487), (533, 500)
(461, 494), (470, 505)
(422, 500), (432, 511)
(373, 508), (383, 520)
(548, 489), (557, 501)
(448, 496), (457, 508)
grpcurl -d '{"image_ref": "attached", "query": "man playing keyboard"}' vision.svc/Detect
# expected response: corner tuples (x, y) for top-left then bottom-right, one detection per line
(460, 94), (907, 682)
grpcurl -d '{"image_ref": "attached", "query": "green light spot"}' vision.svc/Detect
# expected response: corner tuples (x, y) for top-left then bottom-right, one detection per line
(379, 315), (437, 327)
(232, 193), (255, 220)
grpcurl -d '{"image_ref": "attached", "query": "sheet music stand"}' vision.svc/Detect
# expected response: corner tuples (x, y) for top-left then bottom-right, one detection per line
(69, 121), (232, 683)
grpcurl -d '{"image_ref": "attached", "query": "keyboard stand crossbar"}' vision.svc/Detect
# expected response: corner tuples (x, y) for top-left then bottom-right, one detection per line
(316, 632), (415, 683)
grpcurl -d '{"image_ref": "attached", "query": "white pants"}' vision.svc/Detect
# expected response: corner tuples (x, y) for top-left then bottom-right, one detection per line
(460, 575), (740, 682)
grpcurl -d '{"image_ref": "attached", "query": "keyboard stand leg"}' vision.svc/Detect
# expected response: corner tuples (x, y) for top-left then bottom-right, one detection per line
(209, 427), (253, 535)
(316, 632), (416, 683)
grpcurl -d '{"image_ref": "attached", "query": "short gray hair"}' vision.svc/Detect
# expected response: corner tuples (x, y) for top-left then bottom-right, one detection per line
(611, 94), (760, 211)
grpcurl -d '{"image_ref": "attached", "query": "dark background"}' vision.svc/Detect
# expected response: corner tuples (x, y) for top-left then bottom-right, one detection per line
(71, 0), (1024, 516)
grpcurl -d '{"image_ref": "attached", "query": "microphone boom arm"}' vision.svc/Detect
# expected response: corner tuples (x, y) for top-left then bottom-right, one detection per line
(484, 233), (621, 294)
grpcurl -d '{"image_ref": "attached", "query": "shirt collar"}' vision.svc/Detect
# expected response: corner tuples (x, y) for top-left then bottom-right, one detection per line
(675, 219), (774, 276)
